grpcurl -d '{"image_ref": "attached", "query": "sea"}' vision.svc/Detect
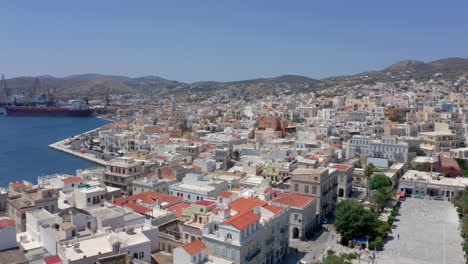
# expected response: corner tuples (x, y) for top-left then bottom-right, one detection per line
(0, 116), (110, 187)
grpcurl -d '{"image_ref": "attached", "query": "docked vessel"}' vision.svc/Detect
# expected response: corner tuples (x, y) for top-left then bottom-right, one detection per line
(4, 105), (94, 117)
(1, 76), (94, 117)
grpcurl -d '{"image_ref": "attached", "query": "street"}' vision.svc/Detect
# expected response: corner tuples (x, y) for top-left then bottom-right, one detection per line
(285, 223), (338, 264)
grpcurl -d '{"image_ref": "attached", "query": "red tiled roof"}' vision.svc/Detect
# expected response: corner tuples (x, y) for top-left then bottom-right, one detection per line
(124, 202), (152, 214)
(44, 255), (62, 264)
(179, 240), (207, 256)
(218, 191), (234, 198)
(194, 200), (216, 207)
(272, 193), (315, 208)
(10, 182), (26, 188)
(263, 204), (284, 214)
(220, 211), (260, 230)
(330, 164), (353, 171)
(167, 203), (190, 218)
(0, 219), (16, 229)
(229, 197), (267, 213)
(155, 156), (167, 159)
(112, 192), (181, 206)
(61, 177), (84, 184)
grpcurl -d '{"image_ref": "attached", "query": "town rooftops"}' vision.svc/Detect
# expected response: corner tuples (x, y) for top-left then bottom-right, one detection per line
(167, 202), (190, 218)
(44, 255), (62, 264)
(0, 218), (15, 229)
(112, 191), (181, 207)
(218, 191), (234, 198)
(271, 193), (315, 208)
(10, 182), (26, 188)
(330, 164), (353, 171)
(61, 176), (84, 184)
(220, 211), (260, 230)
(229, 197), (267, 213)
(194, 200), (216, 207)
(291, 168), (327, 175)
(178, 239), (207, 256)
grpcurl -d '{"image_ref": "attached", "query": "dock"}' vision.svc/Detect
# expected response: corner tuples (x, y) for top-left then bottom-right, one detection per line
(48, 129), (109, 166)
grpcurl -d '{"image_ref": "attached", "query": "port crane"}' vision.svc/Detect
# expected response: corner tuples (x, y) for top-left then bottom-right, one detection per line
(1, 75), (10, 105)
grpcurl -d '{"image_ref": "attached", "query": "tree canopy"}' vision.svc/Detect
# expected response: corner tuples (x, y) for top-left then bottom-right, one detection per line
(372, 186), (394, 212)
(370, 173), (392, 190)
(333, 200), (380, 243)
(409, 146), (425, 156)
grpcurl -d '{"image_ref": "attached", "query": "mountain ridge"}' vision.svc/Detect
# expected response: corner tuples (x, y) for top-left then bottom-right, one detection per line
(2, 57), (468, 98)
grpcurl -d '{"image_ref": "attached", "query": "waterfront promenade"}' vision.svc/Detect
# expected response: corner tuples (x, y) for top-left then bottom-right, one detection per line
(48, 128), (110, 166)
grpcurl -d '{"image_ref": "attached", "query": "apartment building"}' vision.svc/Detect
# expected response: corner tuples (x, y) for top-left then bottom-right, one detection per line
(329, 164), (354, 198)
(202, 197), (290, 264)
(290, 168), (338, 222)
(103, 157), (145, 194)
(419, 131), (457, 154)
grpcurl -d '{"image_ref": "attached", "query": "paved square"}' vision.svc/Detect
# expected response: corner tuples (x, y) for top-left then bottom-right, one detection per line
(376, 198), (464, 264)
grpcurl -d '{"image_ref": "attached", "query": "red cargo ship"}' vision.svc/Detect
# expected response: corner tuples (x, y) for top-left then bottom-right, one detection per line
(4, 106), (94, 117)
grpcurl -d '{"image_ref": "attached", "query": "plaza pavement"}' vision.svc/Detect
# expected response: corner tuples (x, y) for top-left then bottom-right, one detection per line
(376, 198), (464, 264)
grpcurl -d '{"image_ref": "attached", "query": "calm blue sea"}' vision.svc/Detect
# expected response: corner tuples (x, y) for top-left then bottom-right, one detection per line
(0, 116), (110, 187)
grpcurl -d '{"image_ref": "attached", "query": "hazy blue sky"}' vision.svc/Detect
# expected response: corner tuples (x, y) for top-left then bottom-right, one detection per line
(1, 1), (467, 82)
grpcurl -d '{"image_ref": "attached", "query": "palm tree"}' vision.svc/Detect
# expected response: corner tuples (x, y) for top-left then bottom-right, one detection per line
(364, 163), (376, 201)
(372, 186), (394, 212)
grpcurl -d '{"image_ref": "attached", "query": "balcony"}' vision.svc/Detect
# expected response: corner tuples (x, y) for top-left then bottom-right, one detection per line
(265, 236), (275, 246)
(245, 248), (261, 262)
(280, 225), (288, 233)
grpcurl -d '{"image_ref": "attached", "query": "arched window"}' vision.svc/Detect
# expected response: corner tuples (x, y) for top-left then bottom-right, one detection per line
(226, 233), (232, 240)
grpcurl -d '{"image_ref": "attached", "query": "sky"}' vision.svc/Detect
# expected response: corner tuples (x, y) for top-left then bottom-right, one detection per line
(1, 0), (468, 83)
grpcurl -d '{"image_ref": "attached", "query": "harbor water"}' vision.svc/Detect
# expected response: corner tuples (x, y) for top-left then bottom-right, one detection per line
(0, 115), (110, 187)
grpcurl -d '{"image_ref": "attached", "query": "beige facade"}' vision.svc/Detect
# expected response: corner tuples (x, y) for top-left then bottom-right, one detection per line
(419, 132), (457, 154)
(290, 168), (338, 221)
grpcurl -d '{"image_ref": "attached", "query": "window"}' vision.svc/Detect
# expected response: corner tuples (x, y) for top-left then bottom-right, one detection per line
(72, 184), (74, 187)
(139, 252), (144, 259)
(222, 246), (227, 257)
(87, 197), (91, 203)
(294, 214), (299, 221)
(312, 186), (317, 194)
(214, 244), (218, 255)
(304, 185), (309, 193)
(231, 248), (236, 260)
(294, 184), (299, 192)
(226, 233), (232, 240)
(192, 256), (196, 262)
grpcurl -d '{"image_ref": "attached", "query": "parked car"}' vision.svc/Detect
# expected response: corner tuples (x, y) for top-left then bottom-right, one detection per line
(415, 194), (424, 199)
(434, 196), (444, 201)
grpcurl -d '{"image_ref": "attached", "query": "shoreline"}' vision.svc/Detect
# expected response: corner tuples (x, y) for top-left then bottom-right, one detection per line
(48, 128), (109, 166)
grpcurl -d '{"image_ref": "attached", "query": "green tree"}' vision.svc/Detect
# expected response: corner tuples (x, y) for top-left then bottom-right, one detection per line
(333, 200), (380, 244)
(409, 146), (425, 156)
(372, 186), (394, 212)
(370, 174), (392, 190)
(364, 163), (376, 200)
(312, 250), (353, 264)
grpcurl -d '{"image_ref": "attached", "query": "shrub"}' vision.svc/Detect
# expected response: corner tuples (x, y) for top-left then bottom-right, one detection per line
(387, 215), (395, 224)
(393, 205), (400, 211)
(375, 221), (391, 238)
(340, 252), (358, 260)
(369, 236), (384, 251)
(327, 249), (335, 256)
(391, 209), (398, 216)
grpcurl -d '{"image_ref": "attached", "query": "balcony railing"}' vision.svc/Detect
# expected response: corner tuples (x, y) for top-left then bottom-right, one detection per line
(245, 248), (261, 262)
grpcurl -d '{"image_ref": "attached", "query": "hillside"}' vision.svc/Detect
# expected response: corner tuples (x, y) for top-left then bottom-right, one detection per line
(2, 57), (467, 99)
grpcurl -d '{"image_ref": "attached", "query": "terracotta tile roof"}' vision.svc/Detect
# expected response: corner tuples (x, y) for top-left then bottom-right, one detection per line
(179, 240), (207, 256)
(44, 255), (62, 264)
(61, 177), (84, 184)
(229, 197), (267, 213)
(124, 202), (152, 214)
(330, 164), (353, 171)
(112, 192), (180, 206)
(263, 204), (284, 214)
(194, 200), (216, 207)
(0, 219), (16, 229)
(218, 191), (234, 198)
(272, 193), (315, 208)
(10, 182), (26, 188)
(220, 211), (260, 230)
(167, 203), (190, 218)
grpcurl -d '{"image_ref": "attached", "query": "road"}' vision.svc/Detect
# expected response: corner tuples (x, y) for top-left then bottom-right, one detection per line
(285, 223), (338, 264)
(376, 198), (464, 264)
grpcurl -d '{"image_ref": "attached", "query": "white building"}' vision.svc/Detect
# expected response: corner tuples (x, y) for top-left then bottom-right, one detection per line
(169, 174), (229, 202)
(0, 217), (17, 251)
(174, 240), (208, 264)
